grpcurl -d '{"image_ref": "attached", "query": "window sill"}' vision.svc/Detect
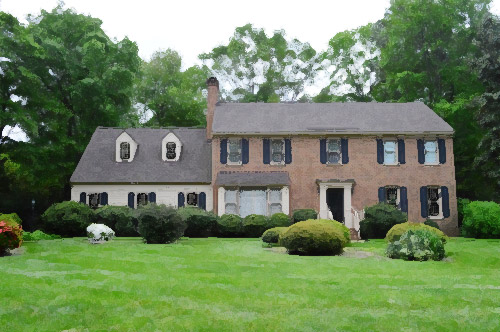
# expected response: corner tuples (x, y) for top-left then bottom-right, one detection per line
(383, 163), (400, 167)
(225, 164), (244, 167)
(423, 163), (440, 167)
(326, 163), (343, 167)
(428, 216), (443, 220)
(269, 163), (287, 167)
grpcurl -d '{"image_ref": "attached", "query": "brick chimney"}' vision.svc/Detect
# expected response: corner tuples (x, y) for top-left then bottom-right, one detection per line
(206, 77), (219, 140)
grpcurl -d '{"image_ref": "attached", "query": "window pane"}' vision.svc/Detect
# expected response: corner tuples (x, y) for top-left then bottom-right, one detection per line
(384, 151), (396, 164)
(268, 189), (282, 203)
(187, 193), (198, 206)
(89, 193), (99, 209)
(386, 187), (398, 208)
(424, 141), (437, 163)
(225, 203), (237, 215)
(229, 140), (240, 152)
(166, 142), (176, 160)
(225, 190), (237, 203)
(328, 140), (340, 152)
(429, 202), (440, 216)
(120, 142), (130, 159)
(137, 193), (148, 206)
(239, 189), (266, 218)
(229, 152), (241, 163)
(328, 152), (340, 164)
(269, 203), (282, 215)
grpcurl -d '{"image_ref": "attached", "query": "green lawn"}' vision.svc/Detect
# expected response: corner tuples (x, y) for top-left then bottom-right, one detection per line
(2, 238), (500, 331)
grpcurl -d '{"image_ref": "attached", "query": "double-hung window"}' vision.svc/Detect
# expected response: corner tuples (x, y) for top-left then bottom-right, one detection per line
(187, 192), (198, 206)
(271, 139), (285, 165)
(385, 186), (399, 209)
(327, 139), (342, 164)
(120, 142), (130, 160)
(166, 142), (176, 160)
(383, 141), (398, 165)
(424, 140), (438, 164)
(88, 193), (100, 209)
(228, 139), (242, 165)
(137, 193), (148, 207)
(427, 187), (440, 217)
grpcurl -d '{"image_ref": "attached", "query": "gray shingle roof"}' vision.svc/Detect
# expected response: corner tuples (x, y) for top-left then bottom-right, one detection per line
(70, 127), (211, 183)
(216, 171), (290, 186)
(212, 102), (454, 135)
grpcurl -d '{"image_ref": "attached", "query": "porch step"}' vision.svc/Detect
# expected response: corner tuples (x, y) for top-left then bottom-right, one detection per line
(349, 228), (360, 241)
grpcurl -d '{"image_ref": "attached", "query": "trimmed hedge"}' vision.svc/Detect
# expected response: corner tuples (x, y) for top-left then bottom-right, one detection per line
(94, 205), (138, 236)
(41, 201), (95, 237)
(268, 213), (292, 228)
(177, 207), (218, 237)
(461, 201), (500, 239)
(292, 209), (317, 223)
(217, 214), (244, 237)
(243, 214), (268, 237)
(136, 204), (186, 244)
(359, 203), (407, 239)
(386, 222), (448, 244)
(0, 216), (23, 255)
(281, 220), (349, 256)
(386, 229), (445, 261)
(23, 230), (61, 241)
(261, 227), (288, 245)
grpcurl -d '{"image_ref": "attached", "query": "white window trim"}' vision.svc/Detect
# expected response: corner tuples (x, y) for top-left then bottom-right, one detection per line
(270, 139), (285, 165)
(227, 139), (242, 165)
(326, 138), (342, 165)
(162, 133), (182, 162)
(218, 186), (289, 217)
(427, 186), (443, 219)
(424, 139), (440, 166)
(383, 140), (399, 165)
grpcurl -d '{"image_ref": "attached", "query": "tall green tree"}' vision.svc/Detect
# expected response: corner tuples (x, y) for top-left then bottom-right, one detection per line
(199, 24), (317, 102)
(135, 50), (208, 127)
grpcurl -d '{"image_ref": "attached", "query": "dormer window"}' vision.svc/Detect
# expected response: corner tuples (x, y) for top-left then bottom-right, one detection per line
(166, 142), (176, 160)
(120, 142), (130, 160)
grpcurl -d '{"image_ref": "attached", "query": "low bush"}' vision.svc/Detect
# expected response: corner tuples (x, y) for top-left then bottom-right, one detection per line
(87, 223), (115, 244)
(317, 219), (351, 243)
(23, 230), (61, 241)
(217, 214), (244, 237)
(281, 220), (349, 256)
(94, 205), (138, 236)
(177, 207), (218, 237)
(461, 201), (500, 239)
(243, 214), (268, 237)
(41, 201), (95, 237)
(261, 227), (288, 245)
(386, 222), (447, 244)
(268, 213), (292, 228)
(0, 218), (23, 255)
(359, 203), (407, 239)
(292, 209), (317, 223)
(136, 204), (186, 244)
(424, 219), (440, 230)
(386, 229), (445, 261)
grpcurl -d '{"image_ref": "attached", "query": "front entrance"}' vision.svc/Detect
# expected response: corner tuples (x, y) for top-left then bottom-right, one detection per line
(326, 188), (344, 223)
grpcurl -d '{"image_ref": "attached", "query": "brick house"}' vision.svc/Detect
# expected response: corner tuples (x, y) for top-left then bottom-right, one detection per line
(70, 77), (458, 236)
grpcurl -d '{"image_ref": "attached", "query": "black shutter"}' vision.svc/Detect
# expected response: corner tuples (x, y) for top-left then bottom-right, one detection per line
(220, 139), (227, 164)
(128, 192), (135, 209)
(417, 139), (425, 164)
(285, 139), (292, 164)
(441, 186), (450, 218)
(341, 138), (349, 164)
(378, 187), (386, 203)
(420, 186), (428, 218)
(198, 192), (206, 210)
(263, 139), (270, 164)
(398, 139), (406, 164)
(400, 187), (408, 213)
(438, 139), (446, 164)
(149, 192), (156, 203)
(320, 139), (327, 164)
(80, 192), (86, 204)
(242, 139), (249, 164)
(100, 192), (108, 205)
(377, 139), (384, 164)
(178, 192), (185, 208)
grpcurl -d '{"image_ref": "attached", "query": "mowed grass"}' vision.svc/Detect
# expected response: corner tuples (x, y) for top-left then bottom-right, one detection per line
(2, 238), (500, 332)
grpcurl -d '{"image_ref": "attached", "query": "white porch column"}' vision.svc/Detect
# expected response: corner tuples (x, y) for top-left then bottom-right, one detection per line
(281, 186), (290, 215)
(217, 187), (225, 216)
(344, 184), (353, 228)
(319, 184), (328, 219)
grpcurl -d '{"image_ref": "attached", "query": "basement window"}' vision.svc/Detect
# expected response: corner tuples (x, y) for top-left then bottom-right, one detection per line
(137, 193), (148, 207)
(424, 140), (438, 164)
(427, 187), (440, 217)
(88, 193), (100, 209)
(271, 139), (285, 164)
(187, 192), (198, 206)
(166, 142), (176, 160)
(327, 139), (342, 164)
(227, 139), (242, 164)
(120, 142), (130, 160)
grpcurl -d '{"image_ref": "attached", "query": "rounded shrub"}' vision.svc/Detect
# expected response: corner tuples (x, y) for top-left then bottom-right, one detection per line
(268, 213), (292, 228)
(461, 201), (500, 239)
(424, 219), (440, 230)
(292, 209), (317, 223)
(316, 219), (351, 243)
(386, 222), (447, 244)
(359, 203), (407, 239)
(41, 201), (95, 237)
(177, 207), (218, 237)
(0, 218), (23, 255)
(136, 204), (186, 244)
(261, 227), (288, 245)
(243, 214), (269, 237)
(386, 229), (445, 261)
(217, 214), (244, 237)
(280, 220), (349, 256)
(94, 205), (138, 236)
